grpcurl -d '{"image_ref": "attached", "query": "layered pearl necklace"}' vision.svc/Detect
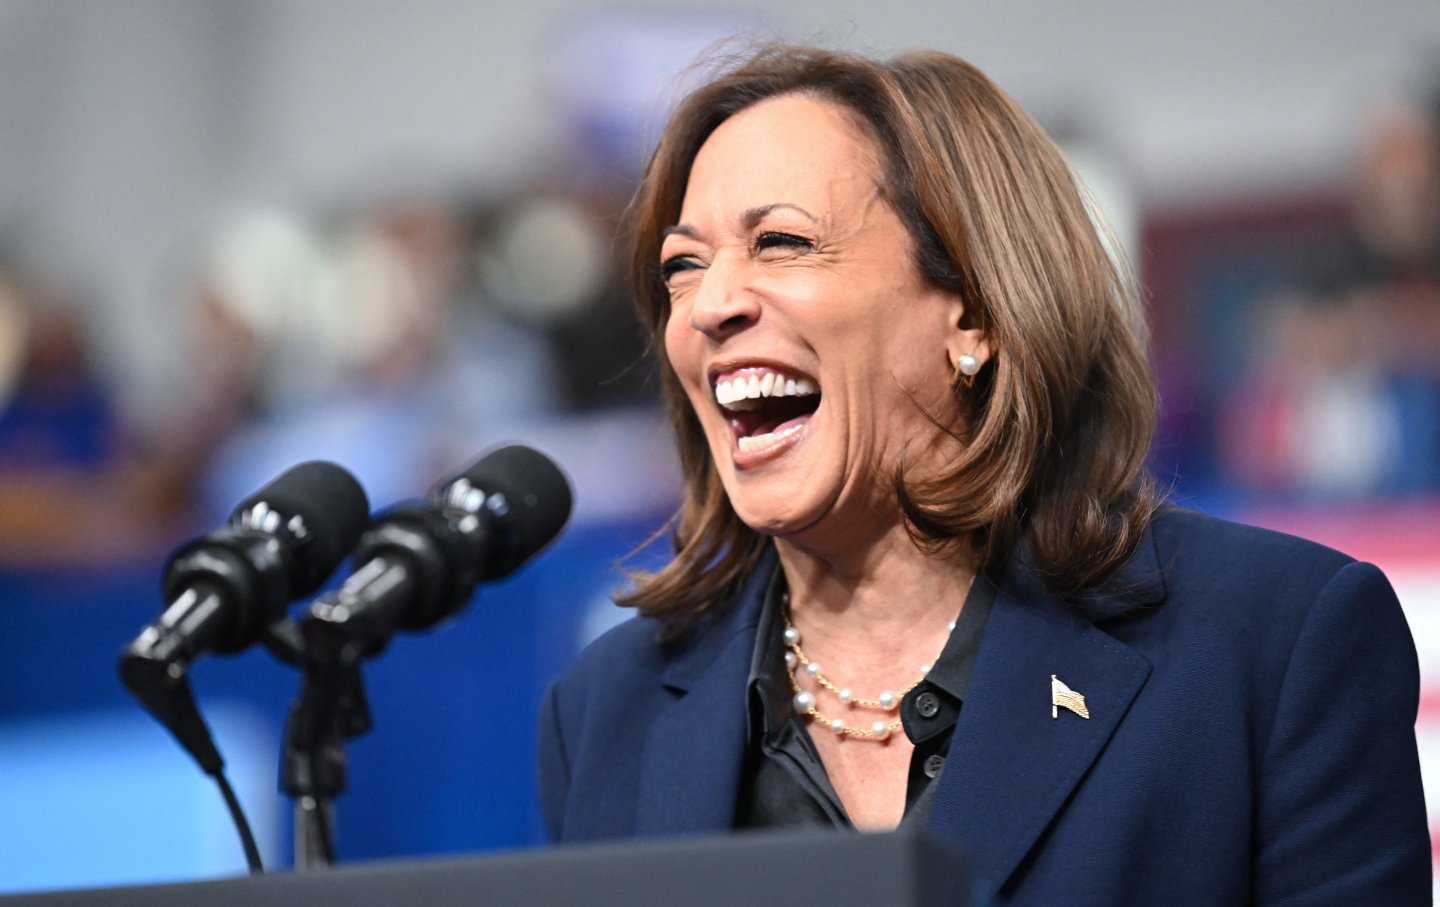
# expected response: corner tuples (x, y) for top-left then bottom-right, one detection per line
(782, 593), (958, 742)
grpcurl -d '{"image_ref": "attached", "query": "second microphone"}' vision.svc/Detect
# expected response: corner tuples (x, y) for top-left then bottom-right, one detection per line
(305, 444), (573, 661)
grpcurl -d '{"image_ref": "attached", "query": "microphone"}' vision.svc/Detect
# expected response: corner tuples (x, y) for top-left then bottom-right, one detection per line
(119, 461), (370, 706)
(305, 444), (572, 658)
(117, 461), (368, 873)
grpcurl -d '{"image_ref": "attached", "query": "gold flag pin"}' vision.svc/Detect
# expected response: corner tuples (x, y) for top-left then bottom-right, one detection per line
(1051, 674), (1090, 719)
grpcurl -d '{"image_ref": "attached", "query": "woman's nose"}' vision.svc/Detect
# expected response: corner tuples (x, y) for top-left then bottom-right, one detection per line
(688, 260), (761, 341)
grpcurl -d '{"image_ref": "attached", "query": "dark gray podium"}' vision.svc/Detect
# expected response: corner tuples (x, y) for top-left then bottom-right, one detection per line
(1, 828), (972, 906)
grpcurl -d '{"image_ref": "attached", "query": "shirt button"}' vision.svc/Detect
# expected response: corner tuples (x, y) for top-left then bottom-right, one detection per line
(916, 691), (941, 718)
(923, 754), (945, 779)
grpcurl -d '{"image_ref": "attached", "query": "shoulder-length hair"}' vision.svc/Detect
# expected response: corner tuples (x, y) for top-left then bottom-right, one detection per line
(619, 43), (1157, 628)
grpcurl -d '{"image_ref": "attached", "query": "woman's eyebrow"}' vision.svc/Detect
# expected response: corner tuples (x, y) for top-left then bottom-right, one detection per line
(742, 203), (818, 228)
(662, 203), (818, 241)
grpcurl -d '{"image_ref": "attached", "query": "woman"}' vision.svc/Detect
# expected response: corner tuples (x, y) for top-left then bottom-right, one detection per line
(538, 44), (1430, 905)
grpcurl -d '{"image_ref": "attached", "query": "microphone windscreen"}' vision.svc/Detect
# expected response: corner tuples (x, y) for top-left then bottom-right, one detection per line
(232, 461), (371, 593)
(444, 444), (573, 579)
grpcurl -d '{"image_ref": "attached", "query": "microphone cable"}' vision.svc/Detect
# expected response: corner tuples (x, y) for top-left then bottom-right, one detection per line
(214, 759), (265, 873)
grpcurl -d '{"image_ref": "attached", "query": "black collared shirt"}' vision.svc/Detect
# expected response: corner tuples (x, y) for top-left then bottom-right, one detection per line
(734, 566), (996, 830)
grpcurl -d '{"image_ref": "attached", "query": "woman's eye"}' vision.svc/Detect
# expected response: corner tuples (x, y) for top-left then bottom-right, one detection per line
(754, 231), (813, 253)
(660, 256), (703, 282)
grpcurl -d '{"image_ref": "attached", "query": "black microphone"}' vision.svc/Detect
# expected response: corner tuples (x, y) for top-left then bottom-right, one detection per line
(121, 461), (370, 677)
(304, 444), (572, 659)
(118, 462), (371, 752)
(117, 461), (368, 873)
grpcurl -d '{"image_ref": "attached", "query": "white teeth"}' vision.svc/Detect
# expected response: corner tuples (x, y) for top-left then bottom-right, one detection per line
(713, 370), (818, 409)
(737, 423), (803, 452)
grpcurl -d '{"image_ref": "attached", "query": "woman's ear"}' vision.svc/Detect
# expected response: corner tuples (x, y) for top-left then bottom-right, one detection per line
(945, 295), (993, 386)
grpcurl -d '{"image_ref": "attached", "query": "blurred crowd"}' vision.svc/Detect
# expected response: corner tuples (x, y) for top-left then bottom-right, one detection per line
(0, 179), (661, 570)
(3, 70), (1439, 574)
(1217, 87), (1440, 499)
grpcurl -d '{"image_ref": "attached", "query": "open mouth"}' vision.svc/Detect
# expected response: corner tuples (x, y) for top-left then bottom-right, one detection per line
(713, 367), (820, 454)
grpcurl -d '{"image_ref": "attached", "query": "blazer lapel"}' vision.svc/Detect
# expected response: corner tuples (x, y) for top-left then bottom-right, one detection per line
(633, 552), (774, 836)
(928, 531), (1164, 901)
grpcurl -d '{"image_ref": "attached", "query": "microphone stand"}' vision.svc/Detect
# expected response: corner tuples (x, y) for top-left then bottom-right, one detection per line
(275, 552), (417, 870)
(271, 610), (374, 870)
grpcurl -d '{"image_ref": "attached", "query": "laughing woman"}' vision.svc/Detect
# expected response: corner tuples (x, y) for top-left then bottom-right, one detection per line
(537, 45), (1430, 905)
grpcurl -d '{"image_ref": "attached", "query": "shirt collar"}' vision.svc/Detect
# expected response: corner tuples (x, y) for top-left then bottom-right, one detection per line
(745, 560), (790, 741)
(918, 571), (996, 703)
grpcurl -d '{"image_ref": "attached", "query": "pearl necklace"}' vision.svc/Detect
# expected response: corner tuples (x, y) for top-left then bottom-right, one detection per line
(782, 599), (957, 742)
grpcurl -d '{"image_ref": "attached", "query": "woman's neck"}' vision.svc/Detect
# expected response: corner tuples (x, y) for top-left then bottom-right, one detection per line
(773, 527), (977, 645)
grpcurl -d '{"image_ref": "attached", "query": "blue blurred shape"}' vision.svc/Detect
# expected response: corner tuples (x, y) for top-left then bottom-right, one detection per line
(0, 704), (279, 895)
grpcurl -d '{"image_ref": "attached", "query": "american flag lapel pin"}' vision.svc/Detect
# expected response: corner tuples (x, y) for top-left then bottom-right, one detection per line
(1051, 674), (1090, 719)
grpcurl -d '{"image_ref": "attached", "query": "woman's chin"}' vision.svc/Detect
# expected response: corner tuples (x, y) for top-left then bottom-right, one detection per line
(729, 489), (827, 539)
(734, 502), (812, 538)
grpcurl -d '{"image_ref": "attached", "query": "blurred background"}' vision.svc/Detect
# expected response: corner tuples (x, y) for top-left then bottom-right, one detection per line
(1, 0), (1438, 895)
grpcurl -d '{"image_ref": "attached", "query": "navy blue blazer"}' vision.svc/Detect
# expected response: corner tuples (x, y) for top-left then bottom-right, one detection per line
(538, 509), (1430, 905)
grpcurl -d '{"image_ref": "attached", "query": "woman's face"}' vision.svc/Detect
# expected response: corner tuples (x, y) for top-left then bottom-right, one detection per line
(661, 94), (971, 548)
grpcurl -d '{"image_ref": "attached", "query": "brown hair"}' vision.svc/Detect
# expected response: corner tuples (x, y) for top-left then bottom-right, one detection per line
(619, 43), (1157, 627)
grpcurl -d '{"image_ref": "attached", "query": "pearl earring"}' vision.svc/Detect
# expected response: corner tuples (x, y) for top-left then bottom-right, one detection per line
(953, 353), (981, 388)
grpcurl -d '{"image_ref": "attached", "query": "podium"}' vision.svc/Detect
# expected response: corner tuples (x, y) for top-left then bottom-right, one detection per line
(1, 828), (972, 906)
